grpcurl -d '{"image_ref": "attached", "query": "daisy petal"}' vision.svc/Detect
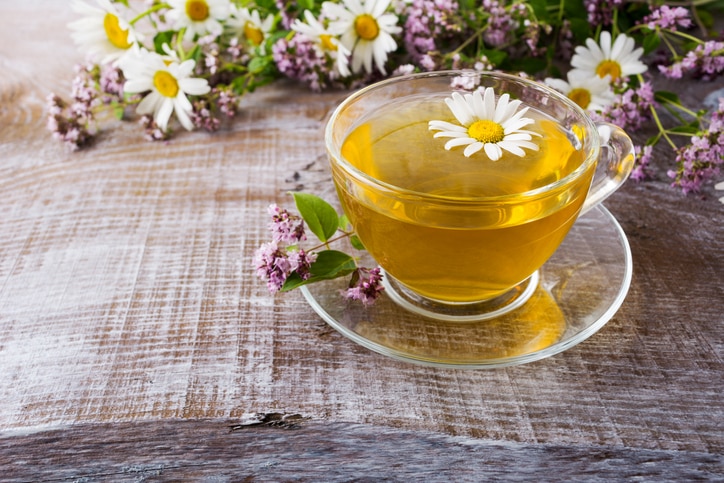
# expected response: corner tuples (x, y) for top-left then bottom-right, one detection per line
(483, 143), (503, 161)
(464, 142), (484, 157)
(445, 137), (478, 149)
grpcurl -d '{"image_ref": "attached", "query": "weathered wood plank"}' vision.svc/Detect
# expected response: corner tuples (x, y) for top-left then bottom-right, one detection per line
(1, 418), (722, 481)
(0, 0), (721, 469)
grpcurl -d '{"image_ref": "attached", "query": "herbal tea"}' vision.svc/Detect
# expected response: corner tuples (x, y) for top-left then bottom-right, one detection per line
(332, 93), (593, 303)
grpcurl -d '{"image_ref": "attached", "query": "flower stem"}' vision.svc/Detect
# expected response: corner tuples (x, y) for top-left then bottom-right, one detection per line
(129, 3), (171, 26)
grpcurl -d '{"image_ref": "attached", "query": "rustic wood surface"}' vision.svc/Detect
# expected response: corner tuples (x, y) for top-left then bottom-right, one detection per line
(0, 1), (722, 480)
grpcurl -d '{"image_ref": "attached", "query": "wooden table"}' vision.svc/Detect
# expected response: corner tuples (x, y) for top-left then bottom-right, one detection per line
(1, 2), (722, 480)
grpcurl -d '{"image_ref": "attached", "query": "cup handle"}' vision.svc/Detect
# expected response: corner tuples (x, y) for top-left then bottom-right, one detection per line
(580, 122), (636, 215)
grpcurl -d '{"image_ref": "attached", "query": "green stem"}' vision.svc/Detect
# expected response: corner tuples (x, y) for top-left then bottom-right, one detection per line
(129, 3), (170, 26)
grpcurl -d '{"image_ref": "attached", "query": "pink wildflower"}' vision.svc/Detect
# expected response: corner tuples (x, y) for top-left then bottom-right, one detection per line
(343, 267), (384, 305)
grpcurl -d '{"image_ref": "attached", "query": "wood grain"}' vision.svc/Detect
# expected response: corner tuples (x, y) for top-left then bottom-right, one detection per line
(1, 418), (722, 481)
(0, 1), (722, 477)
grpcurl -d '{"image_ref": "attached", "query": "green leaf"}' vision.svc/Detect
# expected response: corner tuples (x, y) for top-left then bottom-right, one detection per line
(568, 18), (592, 43)
(292, 192), (339, 242)
(349, 235), (365, 251)
(248, 56), (270, 74)
(655, 91), (681, 105)
(280, 250), (357, 291)
(153, 30), (175, 54)
(643, 33), (661, 55)
(113, 103), (124, 120)
(527, 0), (550, 22)
(480, 48), (507, 67)
(669, 124), (701, 135)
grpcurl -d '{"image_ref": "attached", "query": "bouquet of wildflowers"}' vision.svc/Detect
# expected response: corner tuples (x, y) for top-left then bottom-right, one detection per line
(48, 0), (723, 303)
(50, 0), (724, 195)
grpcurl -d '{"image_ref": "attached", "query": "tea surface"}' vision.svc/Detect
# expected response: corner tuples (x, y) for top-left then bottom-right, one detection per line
(334, 92), (592, 302)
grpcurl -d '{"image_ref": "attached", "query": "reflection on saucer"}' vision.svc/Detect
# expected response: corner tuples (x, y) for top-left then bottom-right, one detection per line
(301, 205), (632, 368)
(353, 285), (566, 362)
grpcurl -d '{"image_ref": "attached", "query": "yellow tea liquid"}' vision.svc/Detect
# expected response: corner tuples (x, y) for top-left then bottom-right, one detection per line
(333, 93), (593, 302)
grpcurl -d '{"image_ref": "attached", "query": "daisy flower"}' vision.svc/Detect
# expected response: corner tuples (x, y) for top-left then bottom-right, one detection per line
(323, 0), (402, 75)
(570, 31), (647, 82)
(68, 0), (140, 65)
(292, 10), (352, 77)
(544, 71), (616, 112)
(716, 181), (724, 204)
(166, 0), (231, 42)
(428, 88), (540, 160)
(228, 6), (275, 50)
(119, 49), (211, 131)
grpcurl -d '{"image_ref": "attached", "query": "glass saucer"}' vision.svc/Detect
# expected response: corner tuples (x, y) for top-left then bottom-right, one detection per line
(301, 205), (632, 369)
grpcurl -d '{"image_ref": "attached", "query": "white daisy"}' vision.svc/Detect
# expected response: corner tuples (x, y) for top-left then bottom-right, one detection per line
(119, 49), (211, 131)
(228, 6), (275, 50)
(428, 88), (541, 160)
(570, 31), (648, 82)
(166, 0), (231, 42)
(544, 71), (616, 112)
(292, 10), (352, 77)
(68, 0), (140, 65)
(323, 0), (402, 75)
(715, 181), (724, 204)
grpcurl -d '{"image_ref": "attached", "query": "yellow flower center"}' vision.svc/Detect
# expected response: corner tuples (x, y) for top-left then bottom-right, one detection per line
(596, 60), (622, 80)
(568, 88), (592, 109)
(355, 14), (379, 41)
(185, 0), (210, 21)
(153, 70), (179, 98)
(244, 21), (264, 45)
(319, 34), (338, 52)
(468, 120), (505, 144)
(103, 13), (131, 50)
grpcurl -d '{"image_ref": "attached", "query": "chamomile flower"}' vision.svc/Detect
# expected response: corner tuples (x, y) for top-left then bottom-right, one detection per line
(545, 71), (616, 112)
(68, 0), (140, 65)
(166, 0), (231, 42)
(119, 49), (211, 131)
(229, 6), (275, 51)
(323, 0), (402, 75)
(570, 31), (648, 82)
(715, 181), (724, 204)
(292, 10), (352, 77)
(428, 88), (540, 160)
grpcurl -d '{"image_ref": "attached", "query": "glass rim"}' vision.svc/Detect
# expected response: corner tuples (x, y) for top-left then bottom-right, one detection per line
(324, 70), (602, 205)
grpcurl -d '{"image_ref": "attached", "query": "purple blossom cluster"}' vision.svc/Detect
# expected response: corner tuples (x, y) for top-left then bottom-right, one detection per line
(593, 81), (656, 132)
(190, 87), (240, 132)
(402, 0), (459, 67)
(659, 41), (724, 81)
(254, 204), (316, 293)
(668, 99), (724, 193)
(46, 63), (99, 150)
(631, 144), (654, 182)
(272, 35), (342, 92)
(480, 0), (518, 48)
(139, 115), (170, 141)
(584, 0), (624, 27)
(641, 5), (691, 31)
(343, 267), (384, 305)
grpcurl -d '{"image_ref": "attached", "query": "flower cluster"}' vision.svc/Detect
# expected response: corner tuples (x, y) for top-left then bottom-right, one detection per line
(253, 193), (384, 304)
(51, 0), (724, 195)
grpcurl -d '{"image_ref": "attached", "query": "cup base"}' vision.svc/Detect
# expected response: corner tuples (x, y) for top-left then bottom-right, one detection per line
(381, 271), (540, 322)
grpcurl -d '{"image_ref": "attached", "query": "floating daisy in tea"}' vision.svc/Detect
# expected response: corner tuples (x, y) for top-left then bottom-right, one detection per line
(428, 88), (540, 160)
(570, 31), (647, 82)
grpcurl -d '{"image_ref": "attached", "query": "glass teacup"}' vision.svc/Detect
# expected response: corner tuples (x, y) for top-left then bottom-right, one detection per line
(325, 71), (634, 321)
